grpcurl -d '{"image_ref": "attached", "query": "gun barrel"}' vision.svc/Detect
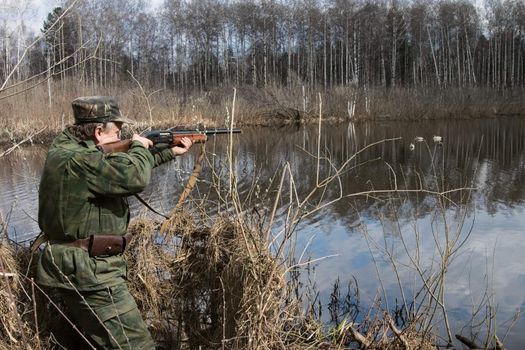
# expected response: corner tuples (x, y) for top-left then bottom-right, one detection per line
(170, 128), (241, 135)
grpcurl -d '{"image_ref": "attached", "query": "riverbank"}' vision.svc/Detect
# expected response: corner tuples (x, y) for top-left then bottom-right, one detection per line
(1, 84), (524, 148)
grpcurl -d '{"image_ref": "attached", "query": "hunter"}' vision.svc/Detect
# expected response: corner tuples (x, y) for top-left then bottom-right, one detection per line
(35, 96), (193, 349)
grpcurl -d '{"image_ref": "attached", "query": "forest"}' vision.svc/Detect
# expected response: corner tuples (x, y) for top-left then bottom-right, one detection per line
(1, 0), (525, 90)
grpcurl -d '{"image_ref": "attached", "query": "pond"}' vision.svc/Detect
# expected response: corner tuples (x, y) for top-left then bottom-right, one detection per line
(1, 117), (524, 348)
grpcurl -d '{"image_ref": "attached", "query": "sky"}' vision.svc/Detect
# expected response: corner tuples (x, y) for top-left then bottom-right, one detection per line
(34, 0), (58, 31)
(7, 0), (162, 33)
(0, 0), (60, 33)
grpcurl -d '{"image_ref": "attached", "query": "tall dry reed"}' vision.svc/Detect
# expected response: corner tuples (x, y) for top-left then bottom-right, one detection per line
(2, 79), (525, 149)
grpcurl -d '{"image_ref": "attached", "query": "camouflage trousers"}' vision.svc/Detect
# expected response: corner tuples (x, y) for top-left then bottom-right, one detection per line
(60, 282), (155, 350)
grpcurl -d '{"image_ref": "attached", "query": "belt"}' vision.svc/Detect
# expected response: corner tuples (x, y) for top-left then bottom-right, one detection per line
(50, 237), (91, 251)
(48, 233), (133, 257)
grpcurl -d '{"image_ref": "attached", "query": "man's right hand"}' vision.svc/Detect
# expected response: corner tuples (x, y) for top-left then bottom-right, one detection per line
(132, 134), (154, 149)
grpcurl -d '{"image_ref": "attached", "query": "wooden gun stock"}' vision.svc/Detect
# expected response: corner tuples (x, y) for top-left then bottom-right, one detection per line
(173, 134), (207, 146)
(98, 139), (133, 153)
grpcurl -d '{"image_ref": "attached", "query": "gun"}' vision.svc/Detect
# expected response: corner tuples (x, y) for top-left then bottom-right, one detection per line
(98, 128), (241, 153)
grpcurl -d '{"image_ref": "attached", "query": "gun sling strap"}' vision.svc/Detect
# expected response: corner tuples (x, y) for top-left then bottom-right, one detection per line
(134, 194), (170, 219)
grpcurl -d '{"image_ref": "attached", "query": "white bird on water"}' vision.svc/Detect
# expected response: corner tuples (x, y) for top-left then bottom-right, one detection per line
(433, 135), (442, 142)
(409, 143), (415, 151)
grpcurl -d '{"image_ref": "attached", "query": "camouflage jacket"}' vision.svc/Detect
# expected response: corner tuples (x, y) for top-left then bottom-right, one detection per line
(36, 129), (175, 291)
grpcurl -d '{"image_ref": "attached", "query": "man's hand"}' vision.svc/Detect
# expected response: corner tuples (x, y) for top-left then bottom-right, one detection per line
(132, 134), (154, 149)
(171, 137), (193, 155)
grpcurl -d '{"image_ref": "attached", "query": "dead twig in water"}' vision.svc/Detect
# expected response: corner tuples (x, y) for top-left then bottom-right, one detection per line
(0, 127), (47, 158)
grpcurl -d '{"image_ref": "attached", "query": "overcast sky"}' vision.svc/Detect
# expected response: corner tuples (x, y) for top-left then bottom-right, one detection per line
(0, 0), (60, 33)
(13, 0), (162, 33)
(34, 0), (59, 31)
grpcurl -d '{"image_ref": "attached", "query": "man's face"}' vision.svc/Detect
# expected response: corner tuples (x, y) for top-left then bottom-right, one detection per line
(96, 122), (122, 145)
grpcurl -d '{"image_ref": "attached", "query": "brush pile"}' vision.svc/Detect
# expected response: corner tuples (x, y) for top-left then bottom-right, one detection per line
(125, 213), (301, 349)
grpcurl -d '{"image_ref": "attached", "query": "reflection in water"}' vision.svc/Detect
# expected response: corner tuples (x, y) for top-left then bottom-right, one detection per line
(1, 118), (525, 347)
(0, 146), (47, 242)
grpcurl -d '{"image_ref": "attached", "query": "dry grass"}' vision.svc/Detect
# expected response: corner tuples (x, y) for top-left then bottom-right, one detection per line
(2, 80), (525, 148)
(0, 207), (442, 350)
(0, 241), (23, 347)
(125, 212), (295, 349)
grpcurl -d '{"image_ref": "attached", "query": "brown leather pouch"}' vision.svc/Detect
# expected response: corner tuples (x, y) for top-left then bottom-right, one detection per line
(88, 234), (131, 257)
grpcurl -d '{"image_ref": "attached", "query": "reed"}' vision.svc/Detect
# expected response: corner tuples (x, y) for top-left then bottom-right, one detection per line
(2, 80), (525, 149)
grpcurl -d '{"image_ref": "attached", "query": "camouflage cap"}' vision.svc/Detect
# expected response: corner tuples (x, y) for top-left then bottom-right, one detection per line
(72, 96), (135, 125)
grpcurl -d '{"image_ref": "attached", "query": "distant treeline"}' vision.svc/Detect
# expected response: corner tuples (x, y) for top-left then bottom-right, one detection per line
(1, 0), (525, 95)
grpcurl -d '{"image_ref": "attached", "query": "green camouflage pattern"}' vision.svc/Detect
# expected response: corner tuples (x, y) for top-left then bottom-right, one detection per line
(72, 96), (135, 124)
(60, 283), (155, 349)
(36, 128), (174, 291)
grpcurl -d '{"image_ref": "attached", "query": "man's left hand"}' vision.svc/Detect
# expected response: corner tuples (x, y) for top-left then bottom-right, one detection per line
(171, 137), (193, 156)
